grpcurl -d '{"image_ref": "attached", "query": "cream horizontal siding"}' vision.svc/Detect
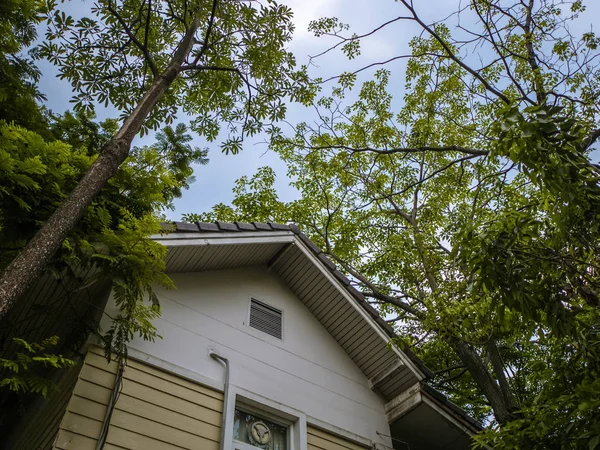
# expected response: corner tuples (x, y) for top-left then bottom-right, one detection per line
(307, 426), (368, 450)
(54, 346), (223, 450)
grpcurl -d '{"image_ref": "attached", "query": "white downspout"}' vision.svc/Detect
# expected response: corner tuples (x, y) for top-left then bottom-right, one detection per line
(210, 351), (230, 450)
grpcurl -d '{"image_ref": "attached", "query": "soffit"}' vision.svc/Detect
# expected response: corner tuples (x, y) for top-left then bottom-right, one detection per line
(389, 400), (475, 450)
(270, 242), (420, 398)
(164, 241), (287, 273)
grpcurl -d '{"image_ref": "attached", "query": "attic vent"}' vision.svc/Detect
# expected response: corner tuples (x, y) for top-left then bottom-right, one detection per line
(249, 298), (282, 339)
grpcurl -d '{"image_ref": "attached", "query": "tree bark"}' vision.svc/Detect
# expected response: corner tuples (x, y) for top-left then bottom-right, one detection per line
(452, 338), (516, 424)
(393, 202), (516, 425)
(0, 18), (201, 319)
(488, 340), (519, 411)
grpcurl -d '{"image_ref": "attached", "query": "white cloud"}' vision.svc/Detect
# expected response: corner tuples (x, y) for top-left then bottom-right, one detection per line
(282, 0), (343, 40)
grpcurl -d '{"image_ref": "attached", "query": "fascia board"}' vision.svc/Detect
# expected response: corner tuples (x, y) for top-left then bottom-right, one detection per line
(151, 231), (295, 247)
(291, 237), (426, 381)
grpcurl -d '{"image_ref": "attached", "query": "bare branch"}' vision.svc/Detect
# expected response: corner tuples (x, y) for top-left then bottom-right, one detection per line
(583, 128), (600, 152)
(432, 364), (467, 376)
(309, 16), (413, 61)
(325, 252), (426, 319)
(191, 0), (219, 65)
(302, 143), (489, 157)
(396, 0), (511, 104)
(106, 0), (158, 77)
(320, 54), (434, 84)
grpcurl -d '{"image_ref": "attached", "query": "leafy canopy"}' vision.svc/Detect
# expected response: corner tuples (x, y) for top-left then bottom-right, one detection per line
(40, 0), (316, 152)
(188, 0), (600, 447)
(0, 113), (208, 361)
(0, 336), (75, 398)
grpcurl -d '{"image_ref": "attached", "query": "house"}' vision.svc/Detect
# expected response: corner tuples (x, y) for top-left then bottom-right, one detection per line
(3, 221), (482, 450)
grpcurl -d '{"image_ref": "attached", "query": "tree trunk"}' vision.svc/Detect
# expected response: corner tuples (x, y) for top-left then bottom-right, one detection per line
(0, 19), (201, 319)
(488, 340), (519, 412)
(452, 338), (516, 424)
(403, 209), (516, 425)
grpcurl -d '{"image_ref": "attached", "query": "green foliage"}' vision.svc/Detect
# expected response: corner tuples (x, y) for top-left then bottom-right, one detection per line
(193, 1), (600, 446)
(39, 0), (317, 147)
(0, 0), (215, 394)
(183, 166), (287, 224)
(474, 341), (600, 449)
(0, 115), (207, 362)
(0, 0), (49, 134)
(127, 123), (209, 210)
(0, 336), (75, 398)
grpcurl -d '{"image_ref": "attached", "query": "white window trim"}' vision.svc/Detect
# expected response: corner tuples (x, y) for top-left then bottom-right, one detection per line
(246, 296), (285, 341)
(223, 385), (307, 450)
(234, 442), (277, 450)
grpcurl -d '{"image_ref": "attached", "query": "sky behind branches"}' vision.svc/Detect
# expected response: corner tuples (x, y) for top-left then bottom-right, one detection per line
(36, 0), (600, 220)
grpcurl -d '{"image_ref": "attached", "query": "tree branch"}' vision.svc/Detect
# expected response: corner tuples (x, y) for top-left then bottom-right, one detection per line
(397, 0), (511, 104)
(309, 16), (413, 61)
(487, 340), (519, 411)
(432, 364), (467, 376)
(106, 0), (158, 77)
(582, 128), (600, 151)
(303, 143), (489, 156)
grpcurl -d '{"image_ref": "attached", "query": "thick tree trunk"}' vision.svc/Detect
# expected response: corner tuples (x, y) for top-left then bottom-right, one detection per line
(488, 340), (519, 412)
(0, 19), (201, 319)
(405, 208), (516, 425)
(452, 339), (516, 424)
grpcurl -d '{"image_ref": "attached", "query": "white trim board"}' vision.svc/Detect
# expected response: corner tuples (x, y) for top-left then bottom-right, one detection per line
(153, 231), (295, 246)
(292, 237), (426, 381)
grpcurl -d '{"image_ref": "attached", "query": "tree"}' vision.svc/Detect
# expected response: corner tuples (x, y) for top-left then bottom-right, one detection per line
(0, 0), (314, 317)
(0, 108), (209, 439)
(186, 0), (600, 447)
(1, 113), (208, 358)
(0, 0), (50, 134)
(0, 336), (75, 398)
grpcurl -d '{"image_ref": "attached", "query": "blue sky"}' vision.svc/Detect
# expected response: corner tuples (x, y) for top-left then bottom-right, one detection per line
(36, 0), (600, 220)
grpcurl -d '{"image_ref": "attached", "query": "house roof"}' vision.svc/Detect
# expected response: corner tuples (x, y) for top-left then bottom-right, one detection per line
(162, 220), (483, 447)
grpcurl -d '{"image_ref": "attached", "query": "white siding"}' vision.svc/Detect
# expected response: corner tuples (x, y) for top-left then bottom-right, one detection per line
(101, 266), (392, 448)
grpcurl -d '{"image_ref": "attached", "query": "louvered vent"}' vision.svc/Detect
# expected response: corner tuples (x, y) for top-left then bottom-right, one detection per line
(249, 298), (282, 339)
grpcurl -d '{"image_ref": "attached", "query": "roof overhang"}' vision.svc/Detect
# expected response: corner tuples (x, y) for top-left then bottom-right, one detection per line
(386, 383), (482, 450)
(155, 227), (426, 393)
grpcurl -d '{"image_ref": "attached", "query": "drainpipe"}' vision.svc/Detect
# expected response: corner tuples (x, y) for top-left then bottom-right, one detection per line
(210, 351), (230, 450)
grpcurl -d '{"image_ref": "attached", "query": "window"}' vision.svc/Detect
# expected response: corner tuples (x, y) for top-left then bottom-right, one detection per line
(248, 298), (282, 339)
(233, 409), (288, 450)
(223, 390), (306, 450)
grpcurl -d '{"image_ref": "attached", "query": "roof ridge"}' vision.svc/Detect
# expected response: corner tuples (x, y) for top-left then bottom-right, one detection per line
(163, 220), (293, 233)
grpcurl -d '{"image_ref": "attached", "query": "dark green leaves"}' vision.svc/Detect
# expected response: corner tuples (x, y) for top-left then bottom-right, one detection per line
(0, 336), (75, 398)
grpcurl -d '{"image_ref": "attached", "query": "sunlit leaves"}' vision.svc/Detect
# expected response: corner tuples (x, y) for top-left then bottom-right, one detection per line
(192, 1), (600, 443)
(1, 113), (206, 365)
(39, 0), (314, 149)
